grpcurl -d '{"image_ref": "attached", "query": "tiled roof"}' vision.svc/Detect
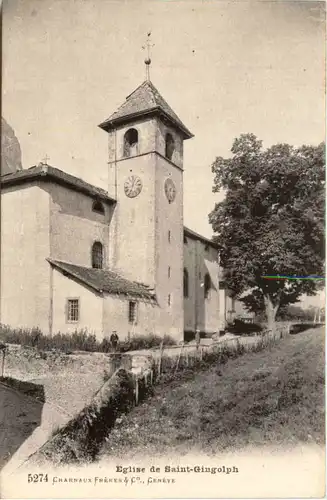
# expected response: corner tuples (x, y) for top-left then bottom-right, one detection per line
(184, 226), (221, 250)
(47, 259), (156, 301)
(1, 164), (116, 204)
(99, 80), (193, 139)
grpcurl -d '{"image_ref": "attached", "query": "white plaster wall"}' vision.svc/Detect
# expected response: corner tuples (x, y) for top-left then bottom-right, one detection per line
(48, 184), (113, 268)
(51, 268), (103, 339)
(109, 153), (156, 286)
(1, 183), (50, 331)
(183, 237), (221, 334)
(102, 295), (158, 340)
(183, 236), (197, 332)
(155, 153), (184, 341)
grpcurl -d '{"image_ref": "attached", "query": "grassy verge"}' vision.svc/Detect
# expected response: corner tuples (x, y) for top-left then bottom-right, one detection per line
(99, 327), (325, 459)
(0, 325), (176, 353)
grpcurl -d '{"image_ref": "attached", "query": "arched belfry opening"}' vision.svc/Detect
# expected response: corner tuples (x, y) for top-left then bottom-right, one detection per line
(123, 128), (139, 157)
(165, 132), (175, 161)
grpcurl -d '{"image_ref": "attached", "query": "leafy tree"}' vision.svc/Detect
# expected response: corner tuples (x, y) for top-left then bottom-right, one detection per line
(209, 134), (325, 332)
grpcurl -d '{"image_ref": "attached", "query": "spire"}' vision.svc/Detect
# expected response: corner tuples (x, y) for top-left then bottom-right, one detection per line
(99, 80), (193, 139)
(142, 31), (154, 81)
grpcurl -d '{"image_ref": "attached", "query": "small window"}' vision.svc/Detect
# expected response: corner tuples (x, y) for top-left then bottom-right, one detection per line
(128, 301), (138, 324)
(168, 266), (171, 278)
(204, 273), (211, 299)
(123, 128), (139, 157)
(183, 268), (189, 298)
(92, 241), (103, 269)
(92, 200), (105, 215)
(168, 230), (171, 243)
(67, 298), (79, 323)
(165, 133), (175, 161)
(168, 294), (171, 306)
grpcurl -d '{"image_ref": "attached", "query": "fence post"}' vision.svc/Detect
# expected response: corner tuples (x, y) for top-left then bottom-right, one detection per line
(174, 343), (184, 374)
(0, 345), (6, 378)
(195, 330), (200, 351)
(157, 340), (164, 379)
(134, 376), (139, 405)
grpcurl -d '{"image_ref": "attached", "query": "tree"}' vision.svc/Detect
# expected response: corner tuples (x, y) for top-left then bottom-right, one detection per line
(209, 134), (325, 332)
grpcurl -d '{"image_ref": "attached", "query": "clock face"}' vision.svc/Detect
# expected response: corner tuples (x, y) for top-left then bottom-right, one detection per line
(124, 175), (143, 198)
(165, 178), (176, 203)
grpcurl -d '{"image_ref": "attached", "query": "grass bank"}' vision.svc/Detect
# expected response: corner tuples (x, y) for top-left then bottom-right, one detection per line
(100, 326), (325, 459)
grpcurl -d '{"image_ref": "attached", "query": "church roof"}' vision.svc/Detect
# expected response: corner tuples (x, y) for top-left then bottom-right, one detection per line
(47, 259), (156, 301)
(1, 164), (116, 203)
(99, 80), (193, 139)
(184, 226), (221, 250)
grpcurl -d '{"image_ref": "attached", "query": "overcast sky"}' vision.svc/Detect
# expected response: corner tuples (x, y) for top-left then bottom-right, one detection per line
(2, 0), (325, 238)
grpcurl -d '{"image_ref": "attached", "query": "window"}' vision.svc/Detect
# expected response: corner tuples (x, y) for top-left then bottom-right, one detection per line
(128, 301), (138, 324)
(165, 133), (175, 160)
(92, 200), (105, 215)
(92, 241), (103, 269)
(168, 294), (171, 306)
(123, 128), (139, 157)
(67, 298), (79, 322)
(204, 273), (211, 299)
(168, 266), (171, 278)
(183, 268), (189, 298)
(168, 230), (171, 243)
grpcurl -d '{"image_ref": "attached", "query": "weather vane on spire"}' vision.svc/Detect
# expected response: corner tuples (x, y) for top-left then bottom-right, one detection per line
(142, 31), (154, 81)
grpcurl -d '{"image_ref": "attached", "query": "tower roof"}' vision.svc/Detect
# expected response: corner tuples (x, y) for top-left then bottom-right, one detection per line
(99, 80), (193, 139)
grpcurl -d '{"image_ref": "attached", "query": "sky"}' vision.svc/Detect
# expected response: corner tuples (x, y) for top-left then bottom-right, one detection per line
(2, 0), (325, 238)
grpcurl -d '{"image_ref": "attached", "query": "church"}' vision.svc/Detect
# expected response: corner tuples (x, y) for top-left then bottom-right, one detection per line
(1, 74), (232, 342)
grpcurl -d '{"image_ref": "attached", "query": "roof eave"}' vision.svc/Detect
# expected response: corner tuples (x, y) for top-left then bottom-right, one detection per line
(99, 108), (193, 140)
(1, 169), (116, 204)
(183, 226), (221, 250)
(47, 258), (103, 293)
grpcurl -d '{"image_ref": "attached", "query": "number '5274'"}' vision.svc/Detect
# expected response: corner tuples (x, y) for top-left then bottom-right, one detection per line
(28, 474), (48, 483)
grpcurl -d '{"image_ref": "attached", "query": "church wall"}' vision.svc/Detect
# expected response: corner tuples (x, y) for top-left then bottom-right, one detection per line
(156, 119), (184, 169)
(51, 269), (104, 338)
(48, 184), (113, 268)
(154, 153), (184, 341)
(183, 237), (221, 335)
(107, 119), (158, 286)
(110, 153), (156, 286)
(102, 295), (158, 340)
(1, 183), (51, 332)
(183, 236), (197, 332)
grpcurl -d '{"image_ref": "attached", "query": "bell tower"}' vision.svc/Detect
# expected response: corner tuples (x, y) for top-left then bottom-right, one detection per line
(99, 60), (193, 339)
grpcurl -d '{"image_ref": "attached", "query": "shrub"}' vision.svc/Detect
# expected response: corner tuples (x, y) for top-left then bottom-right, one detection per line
(0, 324), (176, 354)
(225, 319), (263, 335)
(119, 333), (176, 353)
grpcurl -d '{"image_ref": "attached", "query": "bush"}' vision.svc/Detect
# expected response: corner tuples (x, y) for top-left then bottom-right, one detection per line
(0, 324), (176, 354)
(119, 333), (176, 352)
(225, 319), (263, 335)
